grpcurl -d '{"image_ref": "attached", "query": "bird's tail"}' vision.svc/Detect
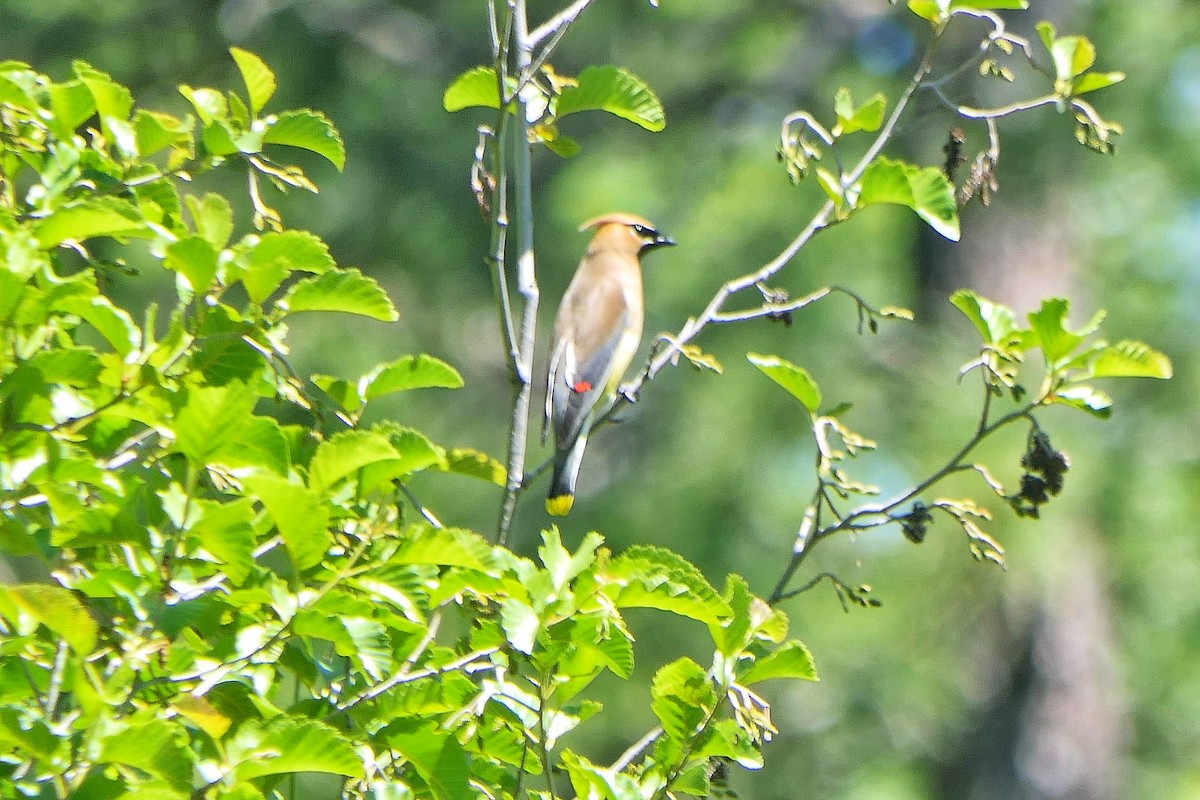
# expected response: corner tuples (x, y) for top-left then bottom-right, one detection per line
(546, 434), (587, 516)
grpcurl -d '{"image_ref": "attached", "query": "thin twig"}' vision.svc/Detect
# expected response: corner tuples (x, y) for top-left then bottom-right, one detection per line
(496, 0), (539, 546)
(528, 0), (596, 48)
(611, 726), (663, 772)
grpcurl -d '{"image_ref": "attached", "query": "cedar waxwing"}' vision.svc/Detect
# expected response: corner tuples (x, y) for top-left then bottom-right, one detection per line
(544, 212), (675, 516)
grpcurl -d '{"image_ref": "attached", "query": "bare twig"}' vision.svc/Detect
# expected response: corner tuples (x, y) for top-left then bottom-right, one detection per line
(496, 0), (540, 546)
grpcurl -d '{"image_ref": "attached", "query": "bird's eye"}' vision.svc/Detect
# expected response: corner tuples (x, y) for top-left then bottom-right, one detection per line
(631, 223), (655, 238)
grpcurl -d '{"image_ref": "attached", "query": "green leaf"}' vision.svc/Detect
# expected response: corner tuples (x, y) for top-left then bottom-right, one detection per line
(858, 156), (960, 241)
(500, 597), (540, 655)
(308, 430), (402, 493)
(951, 0), (1028, 9)
(1089, 340), (1173, 379)
(364, 354), (464, 400)
(833, 88), (886, 135)
(133, 109), (191, 156)
(443, 66), (507, 112)
(240, 230), (335, 303)
(382, 720), (470, 800)
(48, 80), (96, 138)
(34, 197), (150, 247)
(235, 717), (363, 779)
(179, 84), (227, 126)
(1048, 34), (1096, 81)
(281, 267), (398, 321)
(186, 192), (234, 249)
(0, 584), (98, 653)
(311, 373), (364, 414)
(165, 235), (219, 293)
(949, 290), (1024, 346)
(607, 545), (730, 626)
(739, 640), (819, 684)
(555, 65), (666, 132)
(230, 47), (276, 116)
(1027, 297), (1100, 365)
(440, 447), (507, 486)
(241, 474), (330, 571)
(54, 293), (141, 357)
(1051, 384), (1112, 418)
(190, 498), (256, 585)
(651, 658), (715, 741)
(1072, 70), (1126, 95)
(747, 353), (822, 414)
(262, 109), (346, 170)
(393, 525), (495, 571)
(173, 383), (256, 465)
(100, 717), (194, 792)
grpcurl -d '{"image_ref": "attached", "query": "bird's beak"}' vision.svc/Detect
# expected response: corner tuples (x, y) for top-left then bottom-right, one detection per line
(645, 233), (676, 251)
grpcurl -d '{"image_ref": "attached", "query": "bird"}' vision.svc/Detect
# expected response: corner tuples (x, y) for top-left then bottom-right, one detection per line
(544, 212), (675, 516)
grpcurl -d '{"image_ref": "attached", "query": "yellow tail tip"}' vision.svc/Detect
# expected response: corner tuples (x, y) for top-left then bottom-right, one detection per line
(546, 494), (575, 516)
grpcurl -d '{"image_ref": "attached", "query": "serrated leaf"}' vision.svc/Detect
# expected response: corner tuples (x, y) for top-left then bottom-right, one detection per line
(34, 197), (150, 247)
(607, 545), (730, 626)
(186, 192), (234, 249)
(55, 293), (142, 357)
(230, 47), (276, 116)
(443, 66), (509, 112)
(651, 658), (715, 741)
(747, 353), (822, 414)
(364, 354), (464, 400)
(858, 156), (960, 241)
(173, 383), (255, 464)
(0, 584), (98, 653)
(381, 720), (469, 800)
(1028, 297), (1090, 364)
(281, 267), (398, 321)
(242, 474), (330, 571)
(190, 498), (256, 586)
(393, 525), (495, 571)
(556, 65), (666, 132)
(262, 109), (346, 170)
(101, 717), (194, 791)
(1089, 340), (1172, 379)
(240, 230), (335, 303)
(739, 640), (819, 684)
(308, 430), (402, 493)
(440, 447), (507, 485)
(235, 717), (363, 779)
(165, 235), (219, 293)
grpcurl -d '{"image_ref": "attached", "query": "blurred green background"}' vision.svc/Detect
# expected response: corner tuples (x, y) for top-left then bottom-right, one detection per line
(2, 0), (1196, 797)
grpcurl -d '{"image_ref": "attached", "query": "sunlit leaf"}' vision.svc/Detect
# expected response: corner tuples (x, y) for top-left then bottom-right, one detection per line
(1089, 340), (1172, 379)
(242, 474), (330, 571)
(859, 156), (960, 241)
(230, 47), (276, 116)
(0, 584), (97, 653)
(364, 354), (464, 400)
(281, 267), (398, 321)
(234, 717), (363, 779)
(556, 65), (666, 132)
(262, 109), (346, 170)
(1051, 384), (1112, 418)
(747, 353), (822, 414)
(739, 641), (819, 684)
(443, 66), (508, 112)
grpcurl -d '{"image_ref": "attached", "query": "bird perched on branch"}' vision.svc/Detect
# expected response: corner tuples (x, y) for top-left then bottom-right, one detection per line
(544, 212), (675, 516)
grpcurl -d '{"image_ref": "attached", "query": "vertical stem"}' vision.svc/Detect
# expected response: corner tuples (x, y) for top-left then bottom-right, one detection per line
(496, 0), (539, 545)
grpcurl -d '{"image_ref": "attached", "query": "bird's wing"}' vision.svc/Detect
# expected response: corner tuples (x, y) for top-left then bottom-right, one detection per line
(550, 278), (630, 450)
